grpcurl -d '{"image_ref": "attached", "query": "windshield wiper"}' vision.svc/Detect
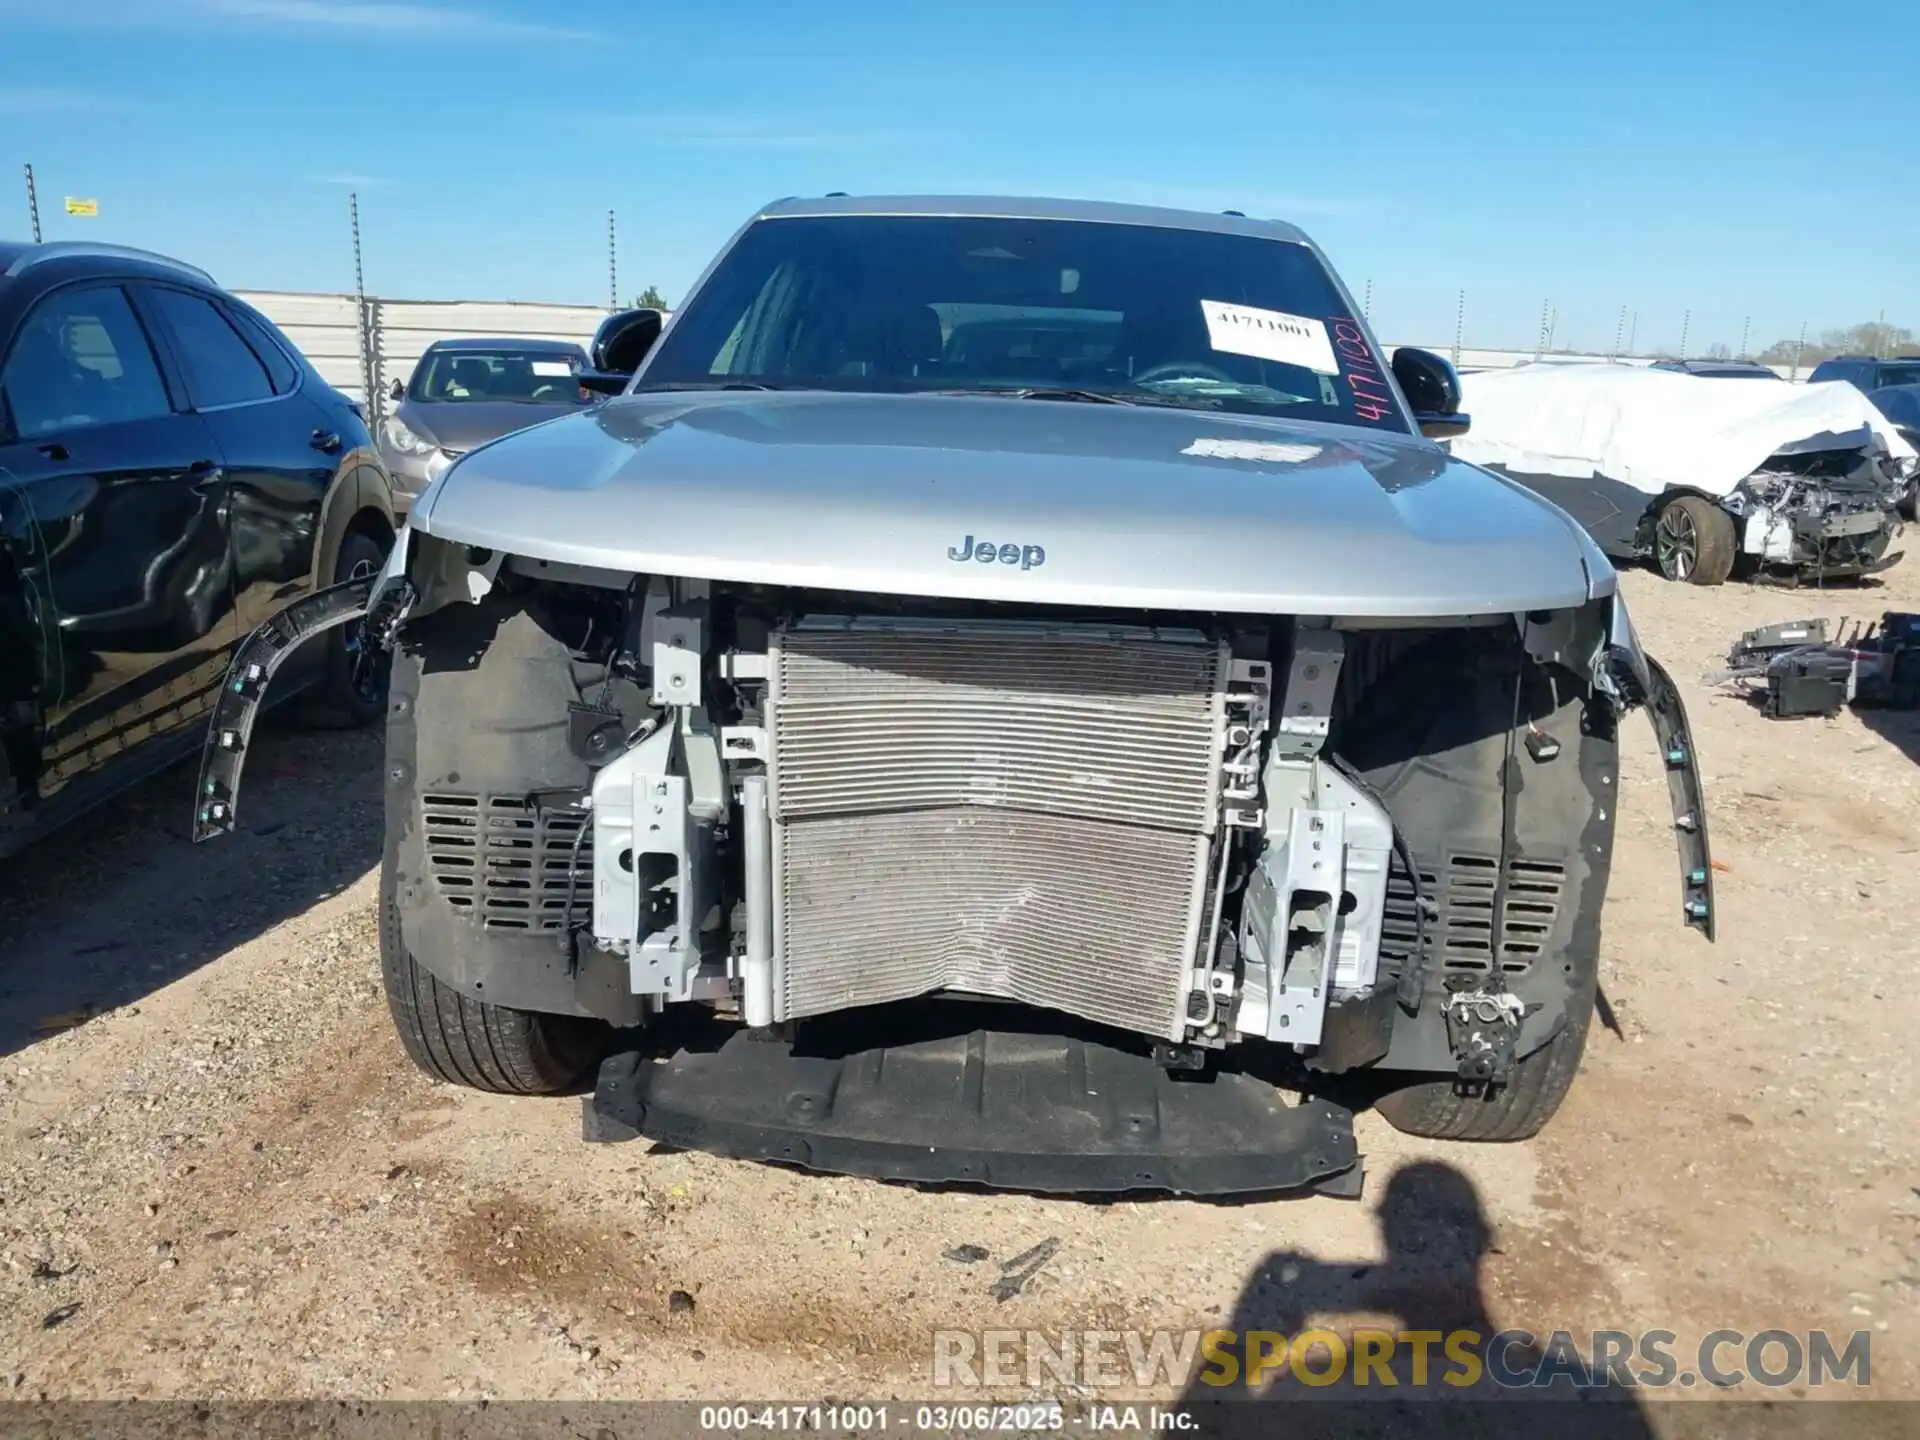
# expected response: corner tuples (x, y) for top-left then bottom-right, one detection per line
(957, 386), (1223, 411)
(1004, 387), (1138, 405)
(965, 386), (1138, 406)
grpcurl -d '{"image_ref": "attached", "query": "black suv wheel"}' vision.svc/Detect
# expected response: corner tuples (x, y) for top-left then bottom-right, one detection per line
(301, 529), (391, 728)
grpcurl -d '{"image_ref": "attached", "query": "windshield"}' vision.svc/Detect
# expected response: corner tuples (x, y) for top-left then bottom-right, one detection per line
(639, 214), (1408, 431)
(1877, 363), (1920, 388)
(409, 348), (586, 404)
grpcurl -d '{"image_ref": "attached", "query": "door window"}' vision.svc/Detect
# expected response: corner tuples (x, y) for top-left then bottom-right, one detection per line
(145, 287), (275, 409)
(0, 285), (174, 438)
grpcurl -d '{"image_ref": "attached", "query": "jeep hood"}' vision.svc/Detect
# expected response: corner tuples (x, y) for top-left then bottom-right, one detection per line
(412, 390), (1605, 616)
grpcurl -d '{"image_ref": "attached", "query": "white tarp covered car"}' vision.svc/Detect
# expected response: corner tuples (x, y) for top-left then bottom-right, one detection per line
(1445, 362), (1915, 585)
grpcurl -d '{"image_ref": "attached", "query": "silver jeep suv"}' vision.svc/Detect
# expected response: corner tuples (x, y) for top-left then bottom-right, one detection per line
(196, 196), (1713, 1197)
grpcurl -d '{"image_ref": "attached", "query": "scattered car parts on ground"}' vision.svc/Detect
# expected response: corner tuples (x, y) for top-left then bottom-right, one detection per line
(1705, 612), (1920, 718)
(1447, 361), (1914, 586)
(194, 195), (1714, 1198)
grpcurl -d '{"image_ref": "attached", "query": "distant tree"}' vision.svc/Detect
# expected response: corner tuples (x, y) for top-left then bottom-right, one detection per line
(1755, 320), (1916, 368)
(1704, 341), (1732, 360)
(634, 284), (668, 309)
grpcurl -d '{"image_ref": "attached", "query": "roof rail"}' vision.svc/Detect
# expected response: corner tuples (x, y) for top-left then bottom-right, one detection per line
(3, 241), (216, 286)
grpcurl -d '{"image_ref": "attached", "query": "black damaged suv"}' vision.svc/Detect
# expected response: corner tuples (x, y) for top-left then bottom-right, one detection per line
(0, 241), (396, 856)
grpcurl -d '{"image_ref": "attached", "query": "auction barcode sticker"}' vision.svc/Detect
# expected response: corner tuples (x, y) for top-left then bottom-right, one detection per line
(1201, 300), (1340, 374)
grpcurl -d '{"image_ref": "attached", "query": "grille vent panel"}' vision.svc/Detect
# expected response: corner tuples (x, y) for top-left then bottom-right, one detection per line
(422, 792), (592, 933)
(1380, 851), (1568, 979)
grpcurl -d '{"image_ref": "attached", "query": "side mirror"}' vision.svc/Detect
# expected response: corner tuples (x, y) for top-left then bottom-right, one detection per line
(1392, 346), (1470, 440)
(577, 370), (631, 397)
(586, 306), (666, 382)
(387, 378), (405, 402)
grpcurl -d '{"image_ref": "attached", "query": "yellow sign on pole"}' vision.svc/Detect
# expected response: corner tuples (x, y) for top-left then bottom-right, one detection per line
(64, 197), (98, 218)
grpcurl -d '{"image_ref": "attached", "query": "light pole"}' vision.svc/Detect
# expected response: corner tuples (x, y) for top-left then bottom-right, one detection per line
(23, 163), (41, 243)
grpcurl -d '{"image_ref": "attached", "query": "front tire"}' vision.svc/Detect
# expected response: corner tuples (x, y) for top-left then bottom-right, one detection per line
(379, 869), (609, 1095)
(1653, 494), (1736, 585)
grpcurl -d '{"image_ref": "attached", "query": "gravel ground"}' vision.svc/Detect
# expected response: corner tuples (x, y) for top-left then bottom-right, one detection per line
(2, 561), (1918, 1418)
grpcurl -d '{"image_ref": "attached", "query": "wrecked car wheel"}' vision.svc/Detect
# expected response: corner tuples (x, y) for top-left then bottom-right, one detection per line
(1653, 495), (1735, 585)
(379, 870), (609, 1095)
(301, 529), (393, 729)
(1375, 966), (1596, 1142)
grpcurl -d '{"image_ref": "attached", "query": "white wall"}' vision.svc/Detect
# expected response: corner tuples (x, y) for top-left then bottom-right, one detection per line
(235, 290), (613, 416)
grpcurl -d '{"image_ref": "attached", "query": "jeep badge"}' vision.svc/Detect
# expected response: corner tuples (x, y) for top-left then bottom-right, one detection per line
(947, 534), (1047, 570)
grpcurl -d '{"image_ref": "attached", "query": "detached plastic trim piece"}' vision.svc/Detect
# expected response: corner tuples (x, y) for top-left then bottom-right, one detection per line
(190, 574), (377, 842)
(584, 1005), (1363, 1199)
(1643, 655), (1716, 941)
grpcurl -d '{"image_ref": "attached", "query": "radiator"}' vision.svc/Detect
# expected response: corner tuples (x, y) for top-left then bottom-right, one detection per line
(766, 616), (1230, 1040)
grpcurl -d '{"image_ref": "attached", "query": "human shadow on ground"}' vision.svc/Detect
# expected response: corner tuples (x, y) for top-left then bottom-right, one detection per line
(1856, 702), (1920, 769)
(1178, 1159), (1657, 1438)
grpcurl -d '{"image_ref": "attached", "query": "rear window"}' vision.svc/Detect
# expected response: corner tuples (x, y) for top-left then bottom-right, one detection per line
(145, 287), (274, 408)
(226, 304), (301, 394)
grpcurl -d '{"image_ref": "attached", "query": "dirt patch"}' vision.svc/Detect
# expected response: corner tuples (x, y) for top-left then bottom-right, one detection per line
(445, 1190), (663, 1319)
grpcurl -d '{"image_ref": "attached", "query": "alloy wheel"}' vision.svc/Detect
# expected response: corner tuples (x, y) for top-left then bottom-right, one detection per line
(1655, 507), (1697, 581)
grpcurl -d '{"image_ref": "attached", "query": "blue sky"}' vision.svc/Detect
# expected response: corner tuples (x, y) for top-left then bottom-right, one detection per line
(2, 0), (1914, 353)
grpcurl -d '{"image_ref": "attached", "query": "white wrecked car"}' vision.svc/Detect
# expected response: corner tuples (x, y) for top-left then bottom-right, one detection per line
(1449, 362), (1915, 585)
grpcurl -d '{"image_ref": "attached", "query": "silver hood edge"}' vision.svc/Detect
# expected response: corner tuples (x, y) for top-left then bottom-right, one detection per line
(411, 390), (1602, 619)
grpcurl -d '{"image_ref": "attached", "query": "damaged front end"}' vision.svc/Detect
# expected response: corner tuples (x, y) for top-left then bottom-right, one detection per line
(193, 525), (1715, 1197)
(1720, 434), (1911, 582)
